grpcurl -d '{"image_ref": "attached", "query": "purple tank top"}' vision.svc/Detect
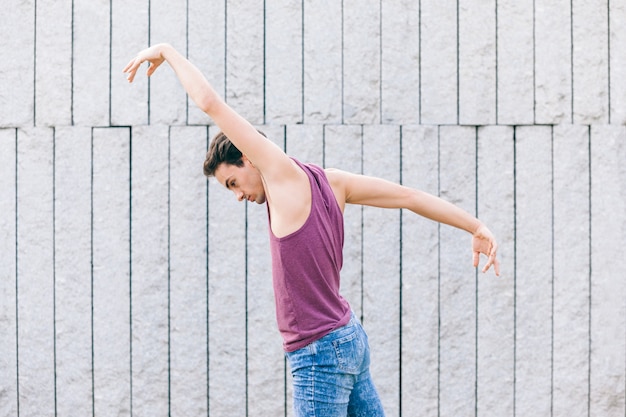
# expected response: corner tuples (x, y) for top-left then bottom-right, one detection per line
(268, 159), (351, 352)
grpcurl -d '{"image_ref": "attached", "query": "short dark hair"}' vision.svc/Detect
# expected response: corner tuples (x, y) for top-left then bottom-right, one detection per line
(203, 130), (266, 177)
(203, 131), (243, 177)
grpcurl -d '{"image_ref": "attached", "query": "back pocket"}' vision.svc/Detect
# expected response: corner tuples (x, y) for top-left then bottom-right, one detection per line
(332, 330), (365, 373)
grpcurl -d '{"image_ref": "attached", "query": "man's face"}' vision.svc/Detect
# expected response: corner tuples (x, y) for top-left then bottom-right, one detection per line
(214, 157), (266, 204)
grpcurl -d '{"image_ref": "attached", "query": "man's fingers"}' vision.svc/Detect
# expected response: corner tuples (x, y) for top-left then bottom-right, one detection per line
(122, 59), (135, 73)
(475, 244), (500, 276)
(123, 57), (149, 82)
(487, 257), (501, 276)
(146, 62), (159, 76)
(480, 251), (500, 276)
(481, 256), (491, 272)
(123, 60), (139, 82)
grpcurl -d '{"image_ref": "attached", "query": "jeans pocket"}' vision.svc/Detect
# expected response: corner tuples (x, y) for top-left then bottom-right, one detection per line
(331, 330), (364, 373)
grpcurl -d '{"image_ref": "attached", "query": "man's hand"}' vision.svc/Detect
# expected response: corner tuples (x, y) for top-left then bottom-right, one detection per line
(123, 44), (169, 83)
(472, 224), (500, 276)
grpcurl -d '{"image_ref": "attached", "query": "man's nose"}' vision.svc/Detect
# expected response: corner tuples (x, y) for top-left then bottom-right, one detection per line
(235, 190), (245, 201)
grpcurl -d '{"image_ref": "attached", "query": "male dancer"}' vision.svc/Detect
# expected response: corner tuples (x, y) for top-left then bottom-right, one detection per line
(124, 43), (500, 417)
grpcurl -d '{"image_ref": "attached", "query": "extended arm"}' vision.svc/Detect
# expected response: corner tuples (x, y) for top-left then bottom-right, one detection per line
(326, 169), (500, 276)
(123, 43), (291, 178)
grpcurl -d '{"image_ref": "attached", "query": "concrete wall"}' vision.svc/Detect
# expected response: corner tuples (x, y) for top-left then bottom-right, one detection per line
(1, 0), (625, 416)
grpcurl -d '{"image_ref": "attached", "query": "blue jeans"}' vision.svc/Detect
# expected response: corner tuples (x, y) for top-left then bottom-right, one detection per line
(285, 313), (385, 416)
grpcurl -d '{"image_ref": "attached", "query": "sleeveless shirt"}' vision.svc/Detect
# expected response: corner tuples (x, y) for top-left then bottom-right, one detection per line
(268, 159), (351, 352)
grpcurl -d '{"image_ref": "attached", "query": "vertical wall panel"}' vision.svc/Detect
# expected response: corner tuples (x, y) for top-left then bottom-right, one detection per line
(497, 0), (534, 125)
(130, 125), (170, 416)
(572, 0), (609, 124)
(381, 1), (420, 124)
(535, 0), (572, 124)
(438, 125), (476, 417)
(343, 0), (381, 124)
(73, 0), (110, 126)
(169, 126), (209, 416)
(54, 127), (93, 415)
(324, 125), (363, 316)
(285, 124), (324, 166)
(420, 0), (457, 124)
(266, 0), (303, 124)
(226, 0), (264, 124)
(303, 0), (343, 123)
(110, 0), (149, 126)
(400, 125), (439, 417)
(0, 129), (18, 417)
(552, 124), (590, 416)
(207, 128), (247, 416)
(35, 1), (71, 126)
(589, 125), (626, 416)
(514, 126), (553, 417)
(16, 127), (55, 416)
(458, 0), (496, 125)
(92, 127), (131, 417)
(187, 0), (226, 125)
(246, 125), (287, 417)
(362, 125), (401, 416)
(0, 0), (34, 127)
(149, 1), (188, 125)
(476, 126), (515, 417)
(610, 1), (626, 124)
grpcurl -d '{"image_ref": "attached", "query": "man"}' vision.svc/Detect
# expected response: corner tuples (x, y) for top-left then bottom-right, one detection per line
(124, 43), (500, 417)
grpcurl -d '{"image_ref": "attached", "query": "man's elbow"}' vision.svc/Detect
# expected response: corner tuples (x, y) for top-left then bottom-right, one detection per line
(197, 94), (216, 115)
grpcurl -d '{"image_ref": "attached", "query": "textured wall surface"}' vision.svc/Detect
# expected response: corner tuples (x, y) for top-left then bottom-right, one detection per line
(1, 1), (626, 416)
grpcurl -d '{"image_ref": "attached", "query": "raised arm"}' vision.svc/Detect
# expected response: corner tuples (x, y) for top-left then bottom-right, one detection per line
(325, 168), (500, 276)
(123, 43), (291, 178)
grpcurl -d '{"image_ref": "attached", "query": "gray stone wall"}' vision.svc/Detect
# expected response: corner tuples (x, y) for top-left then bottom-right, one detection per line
(1, 1), (625, 416)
